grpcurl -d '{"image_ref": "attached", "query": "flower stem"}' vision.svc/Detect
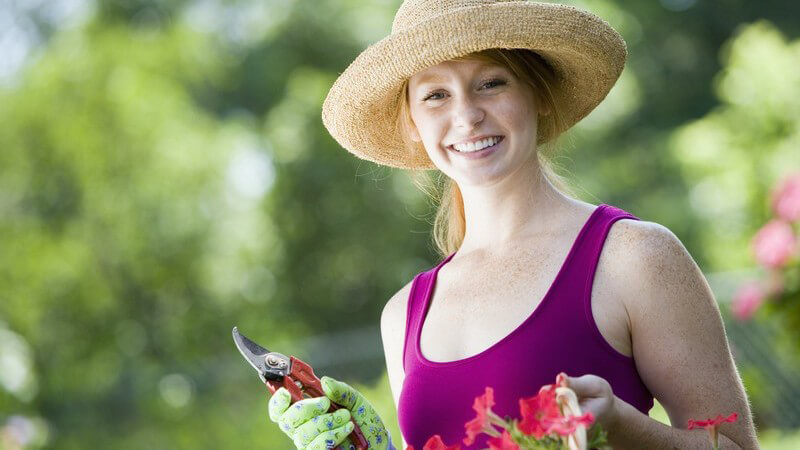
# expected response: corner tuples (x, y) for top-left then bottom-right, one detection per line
(487, 410), (508, 429)
(482, 424), (501, 438)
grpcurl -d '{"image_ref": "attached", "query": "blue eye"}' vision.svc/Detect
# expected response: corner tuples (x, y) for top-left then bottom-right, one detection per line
(423, 91), (444, 101)
(482, 79), (506, 89)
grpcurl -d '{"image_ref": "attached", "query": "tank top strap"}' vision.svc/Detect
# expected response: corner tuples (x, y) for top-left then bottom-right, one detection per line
(403, 252), (456, 372)
(573, 204), (641, 285)
(561, 204), (641, 338)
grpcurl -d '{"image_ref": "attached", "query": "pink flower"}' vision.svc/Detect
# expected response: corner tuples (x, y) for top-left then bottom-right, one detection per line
(772, 173), (800, 222)
(688, 412), (738, 449)
(751, 219), (797, 268)
(518, 383), (562, 438)
(486, 429), (520, 450)
(543, 412), (596, 437)
(405, 435), (462, 450)
(731, 281), (766, 321)
(463, 387), (503, 445)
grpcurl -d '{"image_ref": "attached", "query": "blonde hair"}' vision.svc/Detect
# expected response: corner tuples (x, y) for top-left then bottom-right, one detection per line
(395, 48), (581, 259)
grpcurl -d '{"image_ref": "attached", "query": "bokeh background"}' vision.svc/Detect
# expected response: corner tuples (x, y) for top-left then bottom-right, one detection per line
(1, 0), (799, 448)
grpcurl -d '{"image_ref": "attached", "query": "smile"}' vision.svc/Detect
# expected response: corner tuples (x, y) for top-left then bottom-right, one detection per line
(448, 136), (504, 153)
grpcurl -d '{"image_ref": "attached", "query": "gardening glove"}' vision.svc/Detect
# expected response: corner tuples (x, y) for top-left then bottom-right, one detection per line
(320, 375), (394, 450)
(268, 375), (394, 450)
(268, 385), (354, 450)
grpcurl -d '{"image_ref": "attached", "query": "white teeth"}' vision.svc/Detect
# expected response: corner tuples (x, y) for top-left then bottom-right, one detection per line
(453, 136), (500, 152)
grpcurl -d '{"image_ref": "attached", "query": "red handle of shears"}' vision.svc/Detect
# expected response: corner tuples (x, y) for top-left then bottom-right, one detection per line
(264, 356), (369, 450)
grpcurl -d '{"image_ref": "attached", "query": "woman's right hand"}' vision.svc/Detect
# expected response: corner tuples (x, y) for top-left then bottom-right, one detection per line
(268, 387), (355, 450)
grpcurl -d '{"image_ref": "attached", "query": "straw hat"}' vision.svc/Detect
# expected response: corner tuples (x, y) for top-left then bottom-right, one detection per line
(321, 0), (627, 170)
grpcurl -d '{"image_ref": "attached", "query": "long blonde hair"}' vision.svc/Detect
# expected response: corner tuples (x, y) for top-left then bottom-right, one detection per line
(395, 48), (581, 259)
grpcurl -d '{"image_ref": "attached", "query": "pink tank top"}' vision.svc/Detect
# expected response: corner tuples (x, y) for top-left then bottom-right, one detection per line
(397, 204), (654, 449)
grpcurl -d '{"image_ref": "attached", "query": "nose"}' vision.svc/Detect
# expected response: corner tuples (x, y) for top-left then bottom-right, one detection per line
(451, 94), (485, 131)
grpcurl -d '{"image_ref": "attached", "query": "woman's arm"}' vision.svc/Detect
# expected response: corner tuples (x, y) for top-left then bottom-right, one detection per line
(605, 220), (760, 450)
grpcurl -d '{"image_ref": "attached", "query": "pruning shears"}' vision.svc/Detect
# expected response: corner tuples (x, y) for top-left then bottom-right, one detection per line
(232, 326), (369, 450)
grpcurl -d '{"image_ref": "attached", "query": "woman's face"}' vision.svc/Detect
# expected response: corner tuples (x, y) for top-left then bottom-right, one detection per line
(407, 59), (545, 186)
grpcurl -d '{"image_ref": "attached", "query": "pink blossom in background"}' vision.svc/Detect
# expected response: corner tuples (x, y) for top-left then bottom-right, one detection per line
(751, 219), (797, 268)
(731, 281), (766, 321)
(772, 173), (800, 222)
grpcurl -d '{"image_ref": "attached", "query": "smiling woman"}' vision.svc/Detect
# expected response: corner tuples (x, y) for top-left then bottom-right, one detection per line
(397, 49), (565, 151)
(261, 1), (762, 450)
(395, 49), (575, 253)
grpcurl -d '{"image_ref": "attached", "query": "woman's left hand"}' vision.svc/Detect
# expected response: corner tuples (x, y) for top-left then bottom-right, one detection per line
(559, 372), (620, 432)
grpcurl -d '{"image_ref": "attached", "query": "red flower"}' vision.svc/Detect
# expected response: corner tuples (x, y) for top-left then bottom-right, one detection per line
(417, 435), (461, 450)
(517, 383), (562, 438)
(474, 386), (496, 412)
(463, 387), (501, 445)
(486, 429), (520, 450)
(687, 412), (738, 429)
(543, 412), (595, 436)
(688, 412), (739, 449)
(462, 415), (485, 447)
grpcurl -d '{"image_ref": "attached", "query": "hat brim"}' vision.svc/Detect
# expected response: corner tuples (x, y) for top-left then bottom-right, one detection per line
(322, 1), (627, 170)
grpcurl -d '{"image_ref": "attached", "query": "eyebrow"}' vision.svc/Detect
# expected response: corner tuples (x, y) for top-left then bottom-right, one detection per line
(414, 63), (505, 86)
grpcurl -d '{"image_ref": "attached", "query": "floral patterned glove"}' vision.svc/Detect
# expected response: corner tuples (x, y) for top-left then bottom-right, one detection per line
(268, 376), (394, 450)
(268, 386), (354, 450)
(320, 375), (394, 450)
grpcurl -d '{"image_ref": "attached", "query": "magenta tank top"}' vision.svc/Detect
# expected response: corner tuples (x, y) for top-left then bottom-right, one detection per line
(397, 204), (654, 449)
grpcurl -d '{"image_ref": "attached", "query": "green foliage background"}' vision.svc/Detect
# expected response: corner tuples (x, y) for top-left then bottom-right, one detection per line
(0, 0), (798, 448)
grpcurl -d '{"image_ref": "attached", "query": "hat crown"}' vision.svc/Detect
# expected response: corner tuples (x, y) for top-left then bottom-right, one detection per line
(392, 0), (516, 33)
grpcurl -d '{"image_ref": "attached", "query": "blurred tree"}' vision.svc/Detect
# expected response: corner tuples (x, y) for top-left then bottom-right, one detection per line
(668, 19), (799, 270)
(539, 0), (794, 270)
(0, 19), (289, 449)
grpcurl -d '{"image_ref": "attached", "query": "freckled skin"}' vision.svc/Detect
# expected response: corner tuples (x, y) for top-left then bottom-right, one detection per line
(407, 59), (543, 189)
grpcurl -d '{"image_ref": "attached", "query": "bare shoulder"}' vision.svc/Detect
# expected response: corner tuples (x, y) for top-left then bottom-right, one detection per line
(598, 217), (687, 308)
(380, 276), (415, 399)
(602, 216), (678, 263)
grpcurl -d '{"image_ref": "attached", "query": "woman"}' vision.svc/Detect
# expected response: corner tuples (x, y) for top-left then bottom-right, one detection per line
(267, 1), (761, 449)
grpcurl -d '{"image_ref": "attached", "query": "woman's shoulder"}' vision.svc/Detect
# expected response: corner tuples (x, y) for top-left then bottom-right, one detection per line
(602, 215), (703, 315)
(605, 215), (683, 266)
(382, 278), (415, 326)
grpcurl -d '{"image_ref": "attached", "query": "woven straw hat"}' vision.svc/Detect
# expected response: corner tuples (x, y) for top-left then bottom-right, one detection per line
(321, 0), (627, 170)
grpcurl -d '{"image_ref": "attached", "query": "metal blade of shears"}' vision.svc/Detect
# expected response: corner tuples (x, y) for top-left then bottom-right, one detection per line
(232, 326), (289, 383)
